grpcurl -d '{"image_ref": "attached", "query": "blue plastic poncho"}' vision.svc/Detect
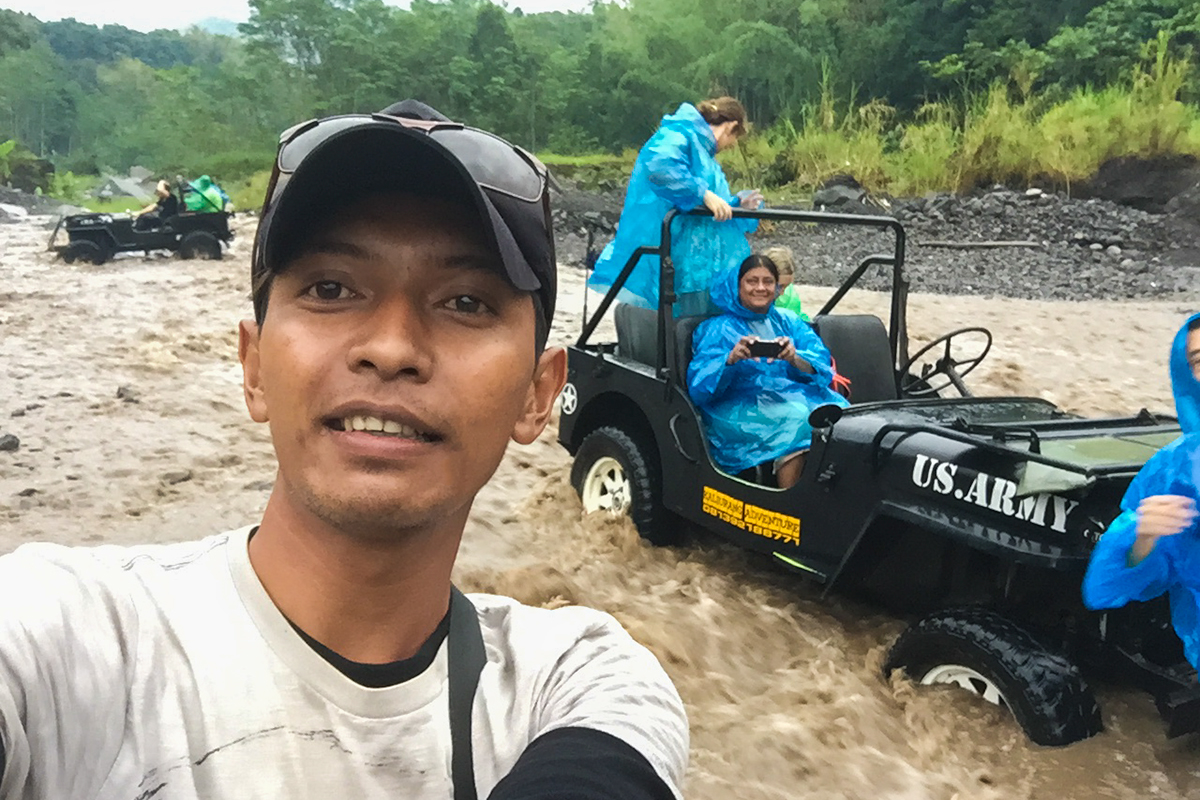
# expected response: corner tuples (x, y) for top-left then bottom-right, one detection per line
(1082, 312), (1200, 667)
(686, 265), (850, 474)
(588, 103), (757, 315)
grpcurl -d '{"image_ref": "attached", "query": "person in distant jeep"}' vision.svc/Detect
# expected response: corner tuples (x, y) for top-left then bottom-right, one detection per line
(133, 179), (179, 230)
(1083, 314), (1200, 668)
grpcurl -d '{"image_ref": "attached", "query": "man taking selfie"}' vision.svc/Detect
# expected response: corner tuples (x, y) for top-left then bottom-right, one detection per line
(0, 100), (687, 799)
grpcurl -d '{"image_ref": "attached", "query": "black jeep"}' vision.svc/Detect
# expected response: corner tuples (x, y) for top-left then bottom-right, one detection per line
(557, 207), (1195, 746)
(48, 183), (232, 265)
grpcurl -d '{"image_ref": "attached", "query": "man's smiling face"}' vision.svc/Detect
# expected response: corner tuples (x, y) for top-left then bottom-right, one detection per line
(239, 192), (565, 538)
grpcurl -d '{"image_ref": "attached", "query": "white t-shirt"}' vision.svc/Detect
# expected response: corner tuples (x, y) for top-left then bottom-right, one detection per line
(0, 527), (688, 799)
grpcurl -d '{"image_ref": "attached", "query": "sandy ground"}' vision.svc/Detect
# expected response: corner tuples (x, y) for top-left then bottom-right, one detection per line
(2, 214), (1200, 799)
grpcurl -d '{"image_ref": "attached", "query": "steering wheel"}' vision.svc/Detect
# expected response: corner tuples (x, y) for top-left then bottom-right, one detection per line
(899, 327), (992, 398)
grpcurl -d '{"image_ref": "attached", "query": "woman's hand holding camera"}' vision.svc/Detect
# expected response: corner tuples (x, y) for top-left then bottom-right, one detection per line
(728, 337), (816, 371)
(777, 339), (814, 373)
(727, 336), (754, 365)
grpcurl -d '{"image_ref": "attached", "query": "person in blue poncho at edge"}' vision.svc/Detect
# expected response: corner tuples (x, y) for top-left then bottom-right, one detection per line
(588, 96), (764, 316)
(687, 254), (850, 489)
(1083, 314), (1200, 668)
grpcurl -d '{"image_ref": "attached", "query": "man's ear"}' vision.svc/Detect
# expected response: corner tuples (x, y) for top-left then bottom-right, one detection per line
(512, 346), (568, 445)
(239, 319), (270, 423)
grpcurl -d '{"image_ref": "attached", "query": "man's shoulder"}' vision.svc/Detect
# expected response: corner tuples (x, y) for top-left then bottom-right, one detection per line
(1, 528), (244, 591)
(0, 529), (248, 652)
(468, 594), (652, 665)
(469, 593), (629, 639)
(467, 594), (689, 793)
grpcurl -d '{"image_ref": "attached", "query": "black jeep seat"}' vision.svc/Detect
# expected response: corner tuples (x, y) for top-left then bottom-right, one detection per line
(615, 303), (717, 378)
(614, 303), (658, 365)
(811, 314), (898, 403)
(674, 314), (713, 377)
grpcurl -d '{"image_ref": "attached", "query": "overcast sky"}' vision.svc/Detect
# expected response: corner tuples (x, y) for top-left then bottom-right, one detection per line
(3, 0), (596, 33)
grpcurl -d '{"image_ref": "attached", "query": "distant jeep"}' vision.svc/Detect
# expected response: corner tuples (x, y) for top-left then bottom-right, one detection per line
(48, 183), (232, 265)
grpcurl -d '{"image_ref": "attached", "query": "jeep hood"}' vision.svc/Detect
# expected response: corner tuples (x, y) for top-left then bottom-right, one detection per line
(1016, 313), (1198, 494)
(1019, 431), (1179, 494)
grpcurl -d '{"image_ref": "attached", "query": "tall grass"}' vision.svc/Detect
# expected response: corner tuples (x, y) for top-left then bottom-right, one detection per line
(731, 32), (1200, 198)
(891, 103), (961, 195)
(1037, 32), (1200, 183)
(228, 169), (273, 212)
(537, 151), (635, 191)
(47, 171), (98, 204)
(785, 66), (893, 190)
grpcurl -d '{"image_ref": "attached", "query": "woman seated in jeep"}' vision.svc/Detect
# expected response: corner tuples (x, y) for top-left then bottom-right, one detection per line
(686, 253), (848, 488)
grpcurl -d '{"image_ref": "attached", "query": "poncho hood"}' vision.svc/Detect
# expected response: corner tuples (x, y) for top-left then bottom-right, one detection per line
(1171, 312), (1200, 433)
(710, 263), (770, 320)
(660, 103), (717, 155)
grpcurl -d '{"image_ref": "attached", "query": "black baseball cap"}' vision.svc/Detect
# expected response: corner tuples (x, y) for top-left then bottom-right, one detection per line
(251, 99), (556, 338)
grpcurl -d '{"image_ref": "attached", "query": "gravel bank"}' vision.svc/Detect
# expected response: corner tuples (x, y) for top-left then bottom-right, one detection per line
(553, 181), (1200, 303)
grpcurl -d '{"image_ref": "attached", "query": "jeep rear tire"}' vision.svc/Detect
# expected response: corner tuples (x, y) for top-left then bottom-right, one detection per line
(884, 607), (1102, 746)
(179, 230), (222, 260)
(570, 426), (679, 546)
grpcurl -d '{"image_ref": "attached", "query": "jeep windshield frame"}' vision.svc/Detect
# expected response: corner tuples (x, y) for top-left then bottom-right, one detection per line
(576, 207), (908, 395)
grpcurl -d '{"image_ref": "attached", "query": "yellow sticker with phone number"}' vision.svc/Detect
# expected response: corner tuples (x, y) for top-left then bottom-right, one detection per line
(702, 486), (800, 545)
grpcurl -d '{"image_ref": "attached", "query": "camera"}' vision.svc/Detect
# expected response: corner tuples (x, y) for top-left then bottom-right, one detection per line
(748, 339), (784, 359)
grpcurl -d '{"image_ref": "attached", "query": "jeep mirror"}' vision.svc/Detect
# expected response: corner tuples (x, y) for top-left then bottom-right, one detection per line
(808, 404), (843, 430)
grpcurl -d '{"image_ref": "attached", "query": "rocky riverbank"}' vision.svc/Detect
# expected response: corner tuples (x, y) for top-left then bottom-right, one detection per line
(552, 175), (1200, 303)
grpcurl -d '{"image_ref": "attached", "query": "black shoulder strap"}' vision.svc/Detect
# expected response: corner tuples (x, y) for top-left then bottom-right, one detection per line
(448, 587), (487, 800)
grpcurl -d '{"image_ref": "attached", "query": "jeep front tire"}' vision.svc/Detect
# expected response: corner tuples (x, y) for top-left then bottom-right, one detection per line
(63, 238), (109, 265)
(570, 426), (679, 546)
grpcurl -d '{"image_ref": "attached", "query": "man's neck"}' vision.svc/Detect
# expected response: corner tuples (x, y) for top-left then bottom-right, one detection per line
(248, 490), (467, 664)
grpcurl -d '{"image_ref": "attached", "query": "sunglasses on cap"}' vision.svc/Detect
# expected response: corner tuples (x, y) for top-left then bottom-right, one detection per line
(267, 112), (549, 208)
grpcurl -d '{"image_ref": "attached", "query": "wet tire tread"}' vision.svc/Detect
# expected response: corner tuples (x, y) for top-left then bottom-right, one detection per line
(179, 230), (222, 260)
(885, 606), (1103, 746)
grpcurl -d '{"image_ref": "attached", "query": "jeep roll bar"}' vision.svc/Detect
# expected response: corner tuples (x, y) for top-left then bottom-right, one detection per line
(576, 207), (909, 396)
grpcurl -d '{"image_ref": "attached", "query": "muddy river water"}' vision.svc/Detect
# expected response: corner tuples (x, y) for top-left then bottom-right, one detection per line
(2, 214), (1199, 798)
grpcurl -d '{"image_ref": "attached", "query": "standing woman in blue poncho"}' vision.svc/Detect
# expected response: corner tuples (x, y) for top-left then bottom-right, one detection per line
(1083, 314), (1200, 669)
(589, 97), (763, 315)
(687, 254), (849, 488)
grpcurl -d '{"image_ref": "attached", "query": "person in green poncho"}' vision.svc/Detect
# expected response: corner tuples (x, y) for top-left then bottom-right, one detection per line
(763, 246), (808, 321)
(184, 175), (230, 213)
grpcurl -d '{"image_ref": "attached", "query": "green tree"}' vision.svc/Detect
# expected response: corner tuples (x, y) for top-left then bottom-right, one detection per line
(0, 9), (39, 57)
(1041, 0), (1200, 89)
(240, 0), (341, 72)
(695, 20), (825, 123)
(0, 41), (79, 157)
(42, 18), (195, 68)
